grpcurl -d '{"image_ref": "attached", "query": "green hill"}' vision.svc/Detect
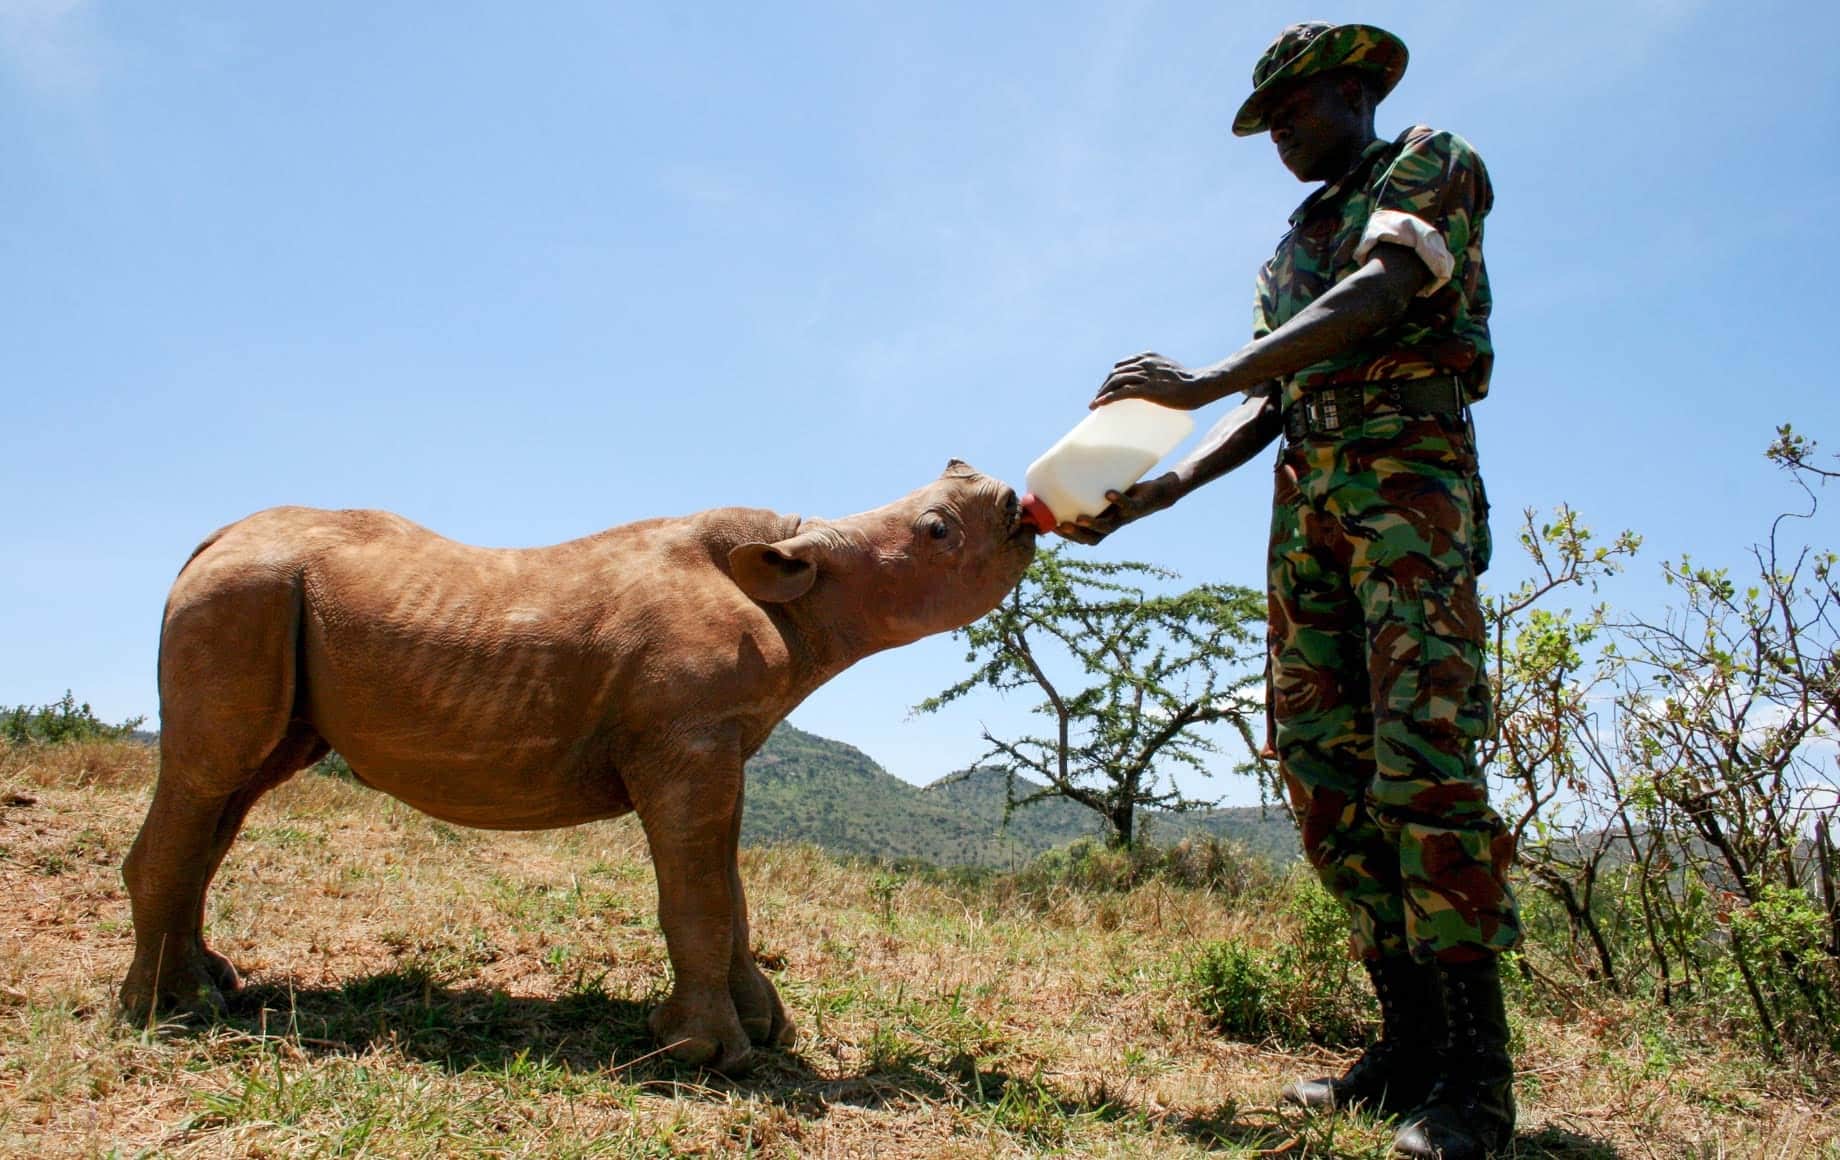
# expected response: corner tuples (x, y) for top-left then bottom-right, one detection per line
(743, 722), (1301, 868)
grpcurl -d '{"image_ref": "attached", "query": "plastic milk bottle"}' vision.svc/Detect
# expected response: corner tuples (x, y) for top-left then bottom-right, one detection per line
(1017, 398), (1194, 534)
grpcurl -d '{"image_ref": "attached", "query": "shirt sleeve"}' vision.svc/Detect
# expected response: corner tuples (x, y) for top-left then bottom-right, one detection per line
(1354, 129), (1491, 298)
(1252, 272), (1275, 340)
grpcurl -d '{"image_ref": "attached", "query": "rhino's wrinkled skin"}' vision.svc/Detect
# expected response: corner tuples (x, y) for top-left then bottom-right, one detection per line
(120, 461), (1034, 1071)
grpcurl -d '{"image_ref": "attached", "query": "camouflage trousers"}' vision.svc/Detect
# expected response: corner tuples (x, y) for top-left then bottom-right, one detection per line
(1267, 412), (1521, 963)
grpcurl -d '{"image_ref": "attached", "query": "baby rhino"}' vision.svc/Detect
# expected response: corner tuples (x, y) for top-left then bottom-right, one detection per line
(121, 460), (1035, 1072)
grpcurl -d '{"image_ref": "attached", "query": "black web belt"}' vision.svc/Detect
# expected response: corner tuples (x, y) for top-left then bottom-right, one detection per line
(1282, 376), (1468, 442)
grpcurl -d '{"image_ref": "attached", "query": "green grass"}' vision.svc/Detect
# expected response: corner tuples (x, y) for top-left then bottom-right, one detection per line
(2, 739), (1835, 1156)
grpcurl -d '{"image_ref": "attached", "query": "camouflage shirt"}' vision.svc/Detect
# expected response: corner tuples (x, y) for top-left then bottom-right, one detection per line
(1253, 125), (1494, 403)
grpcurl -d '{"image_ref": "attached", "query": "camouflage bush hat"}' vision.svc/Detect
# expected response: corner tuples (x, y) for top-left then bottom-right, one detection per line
(1232, 22), (1408, 137)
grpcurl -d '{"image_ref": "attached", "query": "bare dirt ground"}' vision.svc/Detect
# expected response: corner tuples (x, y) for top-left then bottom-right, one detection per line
(1, 744), (1831, 1157)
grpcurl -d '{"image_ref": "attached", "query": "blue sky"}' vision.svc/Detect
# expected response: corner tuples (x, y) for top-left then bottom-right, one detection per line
(5, 1), (1838, 807)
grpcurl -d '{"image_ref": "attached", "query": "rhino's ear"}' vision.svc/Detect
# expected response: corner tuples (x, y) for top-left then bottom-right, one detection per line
(942, 458), (976, 478)
(729, 537), (819, 603)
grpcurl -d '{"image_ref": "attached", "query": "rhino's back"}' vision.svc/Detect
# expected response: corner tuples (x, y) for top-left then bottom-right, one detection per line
(170, 503), (792, 624)
(160, 505), (804, 824)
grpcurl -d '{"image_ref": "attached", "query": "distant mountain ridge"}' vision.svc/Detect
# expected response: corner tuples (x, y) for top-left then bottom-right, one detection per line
(743, 722), (1301, 868)
(124, 717), (1299, 869)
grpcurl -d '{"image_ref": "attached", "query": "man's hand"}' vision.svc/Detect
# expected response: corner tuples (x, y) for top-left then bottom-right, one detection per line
(1092, 352), (1210, 410)
(1054, 471), (1185, 545)
(1093, 351), (1265, 411)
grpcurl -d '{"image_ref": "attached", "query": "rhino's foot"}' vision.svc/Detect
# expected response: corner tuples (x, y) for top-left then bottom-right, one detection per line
(118, 938), (242, 1024)
(648, 993), (754, 1073)
(198, 944), (243, 994)
(731, 961), (796, 1048)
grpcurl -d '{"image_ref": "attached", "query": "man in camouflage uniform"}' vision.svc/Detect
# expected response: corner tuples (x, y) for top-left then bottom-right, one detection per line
(1065, 22), (1518, 1160)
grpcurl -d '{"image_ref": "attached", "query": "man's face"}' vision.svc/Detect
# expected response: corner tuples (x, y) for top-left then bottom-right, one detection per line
(1266, 73), (1366, 183)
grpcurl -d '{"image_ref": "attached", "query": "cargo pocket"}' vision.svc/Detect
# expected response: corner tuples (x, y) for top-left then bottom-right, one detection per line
(1468, 473), (1493, 576)
(1432, 571), (1494, 746)
(1398, 819), (1524, 959)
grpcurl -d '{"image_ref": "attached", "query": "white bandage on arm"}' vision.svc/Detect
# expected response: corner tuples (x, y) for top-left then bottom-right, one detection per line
(1355, 209), (1455, 296)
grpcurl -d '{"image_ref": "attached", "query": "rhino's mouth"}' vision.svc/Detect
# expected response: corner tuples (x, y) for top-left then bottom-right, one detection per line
(1002, 488), (1031, 539)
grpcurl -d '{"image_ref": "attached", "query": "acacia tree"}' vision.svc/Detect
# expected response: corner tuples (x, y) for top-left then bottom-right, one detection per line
(915, 547), (1266, 848)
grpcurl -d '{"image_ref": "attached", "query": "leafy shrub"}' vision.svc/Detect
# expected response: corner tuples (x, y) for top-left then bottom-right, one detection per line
(1161, 834), (1279, 898)
(1487, 438), (1840, 1063)
(1188, 873), (1370, 1047)
(1012, 835), (1274, 899)
(1723, 881), (1840, 1052)
(311, 750), (359, 781)
(2, 692), (145, 746)
(1189, 941), (1283, 1038)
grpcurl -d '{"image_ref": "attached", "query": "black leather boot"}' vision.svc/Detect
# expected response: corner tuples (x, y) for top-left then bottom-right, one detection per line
(1281, 955), (1445, 1115)
(1394, 956), (1515, 1158)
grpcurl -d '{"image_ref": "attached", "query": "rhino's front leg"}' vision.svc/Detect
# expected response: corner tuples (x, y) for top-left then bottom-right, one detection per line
(635, 752), (753, 1072)
(726, 787), (794, 1048)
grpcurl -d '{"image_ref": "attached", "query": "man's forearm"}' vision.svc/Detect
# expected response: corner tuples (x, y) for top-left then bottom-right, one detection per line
(1189, 244), (1430, 403)
(1169, 386), (1283, 498)
(1063, 387), (1283, 544)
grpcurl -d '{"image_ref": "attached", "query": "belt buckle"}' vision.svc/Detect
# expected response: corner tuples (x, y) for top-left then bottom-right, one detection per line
(1306, 391), (1341, 435)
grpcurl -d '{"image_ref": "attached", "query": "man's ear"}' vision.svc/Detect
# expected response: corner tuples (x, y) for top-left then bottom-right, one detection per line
(729, 535), (821, 603)
(1338, 71), (1368, 113)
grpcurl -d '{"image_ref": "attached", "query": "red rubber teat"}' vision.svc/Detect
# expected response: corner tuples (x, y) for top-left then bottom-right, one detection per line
(1019, 493), (1056, 534)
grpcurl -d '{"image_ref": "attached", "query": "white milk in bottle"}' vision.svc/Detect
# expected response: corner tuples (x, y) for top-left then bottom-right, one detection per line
(1018, 399), (1194, 533)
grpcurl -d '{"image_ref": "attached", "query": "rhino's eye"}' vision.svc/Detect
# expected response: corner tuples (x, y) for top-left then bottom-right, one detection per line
(928, 519), (951, 540)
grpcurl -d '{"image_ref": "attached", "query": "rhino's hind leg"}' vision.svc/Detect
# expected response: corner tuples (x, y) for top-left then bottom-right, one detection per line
(119, 725), (326, 1022)
(124, 543), (326, 1023)
(120, 782), (247, 1020)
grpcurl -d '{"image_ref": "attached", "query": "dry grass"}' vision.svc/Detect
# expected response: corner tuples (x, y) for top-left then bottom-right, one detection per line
(1, 742), (1832, 1157)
